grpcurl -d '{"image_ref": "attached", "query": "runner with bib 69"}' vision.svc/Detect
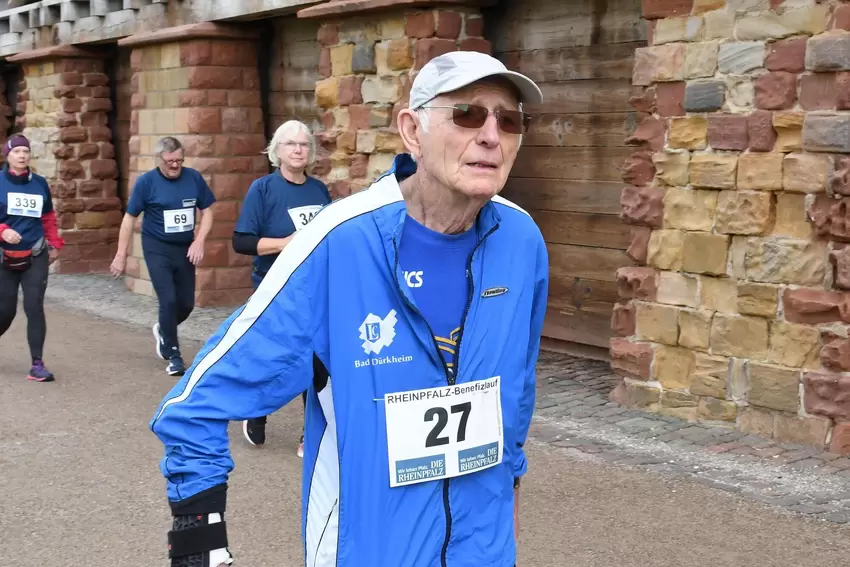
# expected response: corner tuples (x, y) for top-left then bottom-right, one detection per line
(150, 51), (548, 567)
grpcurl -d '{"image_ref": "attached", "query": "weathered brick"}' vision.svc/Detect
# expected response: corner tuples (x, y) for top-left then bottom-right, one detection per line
(689, 154), (737, 189)
(612, 302), (636, 337)
(627, 227), (651, 266)
(414, 38), (457, 70)
(809, 195), (850, 242)
(738, 282), (778, 318)
(406, 11), (436, 38)
(678, 309), (713, 350)
(821, 332), (850, 372)
(188, 108), (221, 135)
(754, 72), (797, 110)
(625, 116), (667, 151)
(641, 0), (694, 19)
(684, 80), (725, 112)
(663, 188), (717, 231)
(747, 109), (777, 152)
(769, 321), (820, 368)
(725, 75), (754, 109)
(774, 193), (812, 239)
(654, 16), (704, 44)
(657, 271), (699, 308)
(683, 232), (729, 275)
(684, 41), (719, 78)
(711, 314), (769, 359)
(804, 112), (850, 152)
(180, 40), (212, 66)
(783, 152), (831, 193)
(386, 39), (413, 71)
(633, 44), (685, 86)
(766, 37), (807, 72)
(655, 82), (686, 117)
(622, 151), (656, 186)
(647, 229), (685, 270)
(829, 422), (850, 456)
(339, 75), (364, 106)
(434, 10), (462, 39)
(458, 38), (492, 55)
(806, 32), (850, 72)
(718, 42), (766, 74)
(654, 346), (695, 391)
(616, 267), (658, 300)
(799, 72), (837, 111)
(352, 43), (376, 74)
(737, 8), (826, 41)
(715, 191), (773, 235)
(315, 77), (339, 109)
(774, 414), (831, 448)
(318, 23), (339, 47)
(832, 156), (850, 196)
(653, 152), (689, 186)
(708, 113), (748, 150)
(636, 302), (680, 345)
(610, 338), (654, 380)
(782, 287), (850, 325)
(747, 237), (827, 286)
(773, 111), (803, 151)
(83, 73), (108, 87)
(836, 72), (850, 110)
(188, 67), (242, 90)
(60, 126), (87, 143)
(737, 152), (784, 191)
(803, 372), (850, 420)
(668, 116), (707, 149)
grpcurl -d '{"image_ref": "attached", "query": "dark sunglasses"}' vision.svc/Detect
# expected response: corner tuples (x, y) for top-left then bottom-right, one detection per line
(421, 104), (531, 135)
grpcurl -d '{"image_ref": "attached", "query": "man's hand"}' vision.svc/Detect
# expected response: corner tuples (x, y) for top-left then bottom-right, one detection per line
(109, 253), (126, 278)
(48, 248), (59, 264)
(1, 228), (21, 244)
(188, 239), (205, 265)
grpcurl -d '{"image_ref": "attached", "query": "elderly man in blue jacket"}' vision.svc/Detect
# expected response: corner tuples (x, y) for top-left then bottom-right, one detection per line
(151, 50), (549, 567)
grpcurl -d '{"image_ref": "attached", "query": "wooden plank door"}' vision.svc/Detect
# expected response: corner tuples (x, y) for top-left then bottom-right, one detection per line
(484, 0), (648, 349)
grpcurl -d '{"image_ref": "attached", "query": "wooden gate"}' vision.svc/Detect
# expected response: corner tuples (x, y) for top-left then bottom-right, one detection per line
(486, 0), (647, 352)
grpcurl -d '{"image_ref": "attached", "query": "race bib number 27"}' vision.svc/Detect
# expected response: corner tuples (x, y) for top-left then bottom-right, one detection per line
(7, 192), (43, 218)
(384, 376), (503, 488)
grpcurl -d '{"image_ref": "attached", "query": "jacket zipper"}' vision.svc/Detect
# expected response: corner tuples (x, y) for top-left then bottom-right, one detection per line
(392, 221), (499, 567)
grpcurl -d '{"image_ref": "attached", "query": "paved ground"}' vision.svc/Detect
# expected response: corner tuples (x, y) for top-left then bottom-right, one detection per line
(3, 274), (850, 566)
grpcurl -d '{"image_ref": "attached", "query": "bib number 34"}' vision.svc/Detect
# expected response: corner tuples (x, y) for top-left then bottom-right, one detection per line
(384, 376), (503, 488)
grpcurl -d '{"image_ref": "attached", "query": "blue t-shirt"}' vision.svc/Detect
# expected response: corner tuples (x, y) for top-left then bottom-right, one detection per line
(126, 167), (216, 246)
(397, 214), (478, 374)
(0, 166), (54, 252)
(234, 171), (331, 276)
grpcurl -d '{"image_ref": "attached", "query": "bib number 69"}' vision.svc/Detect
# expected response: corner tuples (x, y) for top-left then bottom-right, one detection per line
(173, 213), (188, 224)
(424, 402), (472, 448)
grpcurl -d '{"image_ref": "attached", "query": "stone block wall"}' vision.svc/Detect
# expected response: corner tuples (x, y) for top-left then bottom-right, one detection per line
(122, 32), (267, 307)
(11, 50), (122, 274)
(612, 0), (850, 453)
(307, 7), (489, 198)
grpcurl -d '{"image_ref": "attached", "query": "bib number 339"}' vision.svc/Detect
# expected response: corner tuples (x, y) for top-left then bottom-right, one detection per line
(384, 376), (503, 488)
(7, 192), (43, 218)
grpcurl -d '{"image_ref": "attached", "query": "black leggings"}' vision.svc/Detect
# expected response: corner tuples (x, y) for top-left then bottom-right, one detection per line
(0, 250), (49, 360)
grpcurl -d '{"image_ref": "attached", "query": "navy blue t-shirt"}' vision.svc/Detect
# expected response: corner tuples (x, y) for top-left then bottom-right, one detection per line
(0, 166), (54, 252)
(126, 167), (216, 246)
(234, 171), (331, 276)
(398, 214), (478, 374)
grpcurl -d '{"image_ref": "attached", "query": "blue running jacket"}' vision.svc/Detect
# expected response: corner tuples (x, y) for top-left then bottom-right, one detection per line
(150, 154), (549, 567)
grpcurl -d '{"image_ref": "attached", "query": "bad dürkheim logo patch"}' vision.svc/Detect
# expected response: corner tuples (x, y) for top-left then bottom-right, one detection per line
(355, 309), (413, 368)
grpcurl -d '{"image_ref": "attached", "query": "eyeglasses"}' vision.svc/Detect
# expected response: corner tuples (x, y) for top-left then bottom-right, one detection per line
(161, 158), (183, 167)
(420, 104), (531, 135)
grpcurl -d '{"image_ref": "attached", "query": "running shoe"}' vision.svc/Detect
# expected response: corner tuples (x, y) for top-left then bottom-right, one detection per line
(167, 356), (186, 377)
(243, 418), (266, 446)
(27, 359), (55, 382)
(153, 323), (168, 361)
(297, 434), (304, 458)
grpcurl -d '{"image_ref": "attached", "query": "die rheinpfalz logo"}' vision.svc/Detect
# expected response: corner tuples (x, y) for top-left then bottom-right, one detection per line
(359, 310), (397, 355)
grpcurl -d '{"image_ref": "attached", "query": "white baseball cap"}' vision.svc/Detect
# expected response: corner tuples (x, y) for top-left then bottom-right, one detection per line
(409, 51), (543, 110)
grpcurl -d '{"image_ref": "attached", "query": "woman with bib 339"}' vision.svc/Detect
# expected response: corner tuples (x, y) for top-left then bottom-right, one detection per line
(232, 120), (331, 454)
(0, 134), (65, 382)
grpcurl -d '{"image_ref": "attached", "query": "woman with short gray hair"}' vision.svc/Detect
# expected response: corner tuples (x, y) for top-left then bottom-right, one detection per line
(232, 119), (331, 453)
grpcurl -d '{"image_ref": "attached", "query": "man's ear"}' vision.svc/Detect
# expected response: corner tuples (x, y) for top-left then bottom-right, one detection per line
(397, 109), (423, 160)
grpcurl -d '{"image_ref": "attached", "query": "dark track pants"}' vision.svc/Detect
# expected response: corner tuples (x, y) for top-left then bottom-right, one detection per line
(144, 237), (195, 359)
(0, 250), (49, 360)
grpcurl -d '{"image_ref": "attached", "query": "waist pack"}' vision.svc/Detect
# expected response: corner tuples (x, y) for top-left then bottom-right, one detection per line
(2, 248), (32, 271)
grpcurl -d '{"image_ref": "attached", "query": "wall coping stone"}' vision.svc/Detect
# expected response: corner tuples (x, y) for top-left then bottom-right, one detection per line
(7, 45), (106, 63)
(116, 22), (258, 49)
(298, 0), (494, 19)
